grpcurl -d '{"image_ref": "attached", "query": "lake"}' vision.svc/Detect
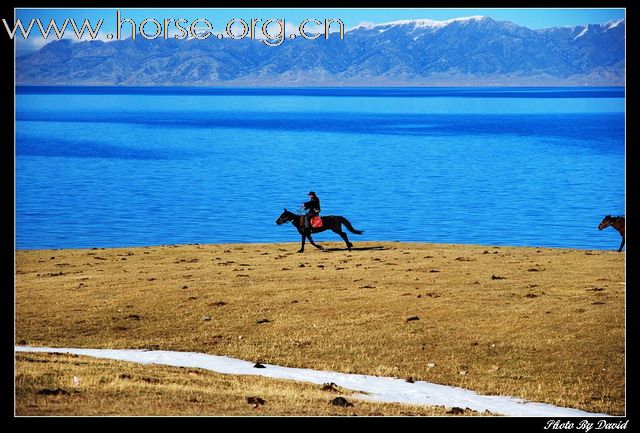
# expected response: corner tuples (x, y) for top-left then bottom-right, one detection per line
(15, 86), (625, 250)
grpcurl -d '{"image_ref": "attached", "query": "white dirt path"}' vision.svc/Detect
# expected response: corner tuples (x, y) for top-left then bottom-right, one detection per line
(15, 346), (609, 417)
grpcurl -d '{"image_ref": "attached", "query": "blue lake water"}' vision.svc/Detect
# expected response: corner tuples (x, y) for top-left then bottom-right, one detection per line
(15, 86), (625, 250)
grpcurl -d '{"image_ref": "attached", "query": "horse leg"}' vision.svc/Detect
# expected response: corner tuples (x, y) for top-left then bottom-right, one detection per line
(298, 233), (306, 253)
(618, 236), (625, 252)
(307, 234), (324, 250)
(333, 228), (353, 250)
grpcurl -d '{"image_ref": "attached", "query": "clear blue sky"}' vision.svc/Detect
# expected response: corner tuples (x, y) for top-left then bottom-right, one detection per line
(13, 7), (625, 31)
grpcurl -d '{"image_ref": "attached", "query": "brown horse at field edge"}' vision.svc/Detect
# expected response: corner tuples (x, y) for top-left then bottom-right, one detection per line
(598, 215), (625, 252)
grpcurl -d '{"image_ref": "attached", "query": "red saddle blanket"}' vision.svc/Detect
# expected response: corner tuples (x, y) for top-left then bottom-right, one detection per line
(310, 216), (323, 228)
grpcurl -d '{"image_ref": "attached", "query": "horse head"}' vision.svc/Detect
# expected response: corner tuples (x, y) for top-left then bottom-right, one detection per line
(598, 215), (612, 230)
(276, 208), (294, 225)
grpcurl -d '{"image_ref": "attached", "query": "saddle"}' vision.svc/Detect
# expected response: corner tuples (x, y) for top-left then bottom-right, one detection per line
(300, 215), (323, 228)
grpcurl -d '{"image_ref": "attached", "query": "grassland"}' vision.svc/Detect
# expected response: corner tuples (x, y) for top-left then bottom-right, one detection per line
(16, 351), (469, 416)
(15, 241), (625, 416)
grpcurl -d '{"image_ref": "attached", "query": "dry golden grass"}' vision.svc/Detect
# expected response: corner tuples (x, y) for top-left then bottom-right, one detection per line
(16, 351), (469, 416)
(15, 241), (625, 415)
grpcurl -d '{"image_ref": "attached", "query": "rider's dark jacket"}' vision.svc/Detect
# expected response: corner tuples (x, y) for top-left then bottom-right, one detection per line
(303, 196), (321, 215)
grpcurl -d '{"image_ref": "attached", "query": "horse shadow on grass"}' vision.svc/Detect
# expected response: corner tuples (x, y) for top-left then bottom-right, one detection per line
(321, 245), (388, 252)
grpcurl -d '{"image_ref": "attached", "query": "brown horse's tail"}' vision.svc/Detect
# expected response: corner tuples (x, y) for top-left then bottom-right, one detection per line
(340, 217), (363, 234)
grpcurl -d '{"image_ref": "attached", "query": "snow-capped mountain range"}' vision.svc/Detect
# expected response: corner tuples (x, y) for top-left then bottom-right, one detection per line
(16, 16), (625, 86)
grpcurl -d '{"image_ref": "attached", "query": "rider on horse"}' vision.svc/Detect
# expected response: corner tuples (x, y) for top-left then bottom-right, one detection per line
(302, 191), (321, 229)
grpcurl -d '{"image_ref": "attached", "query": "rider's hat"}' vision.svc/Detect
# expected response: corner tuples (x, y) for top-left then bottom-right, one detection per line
(308, 191), (316, 196)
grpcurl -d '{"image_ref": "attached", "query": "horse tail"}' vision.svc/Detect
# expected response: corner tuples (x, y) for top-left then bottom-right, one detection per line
(340, 217), (363, 235)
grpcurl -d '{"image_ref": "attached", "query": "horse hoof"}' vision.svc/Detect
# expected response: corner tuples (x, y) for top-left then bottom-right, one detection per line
(297, 250), (304, 253)
(317, 245), (324, 250)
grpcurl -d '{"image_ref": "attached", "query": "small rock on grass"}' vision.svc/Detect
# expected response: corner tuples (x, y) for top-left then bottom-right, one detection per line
(321, 382), (339, 392)
(247, 396), (266, 407)
(209, 301), (227, 306)
(447, 407), (477, 415)
(446, 406), (465, 415)
(37, 388), (70, 396)
(406, 316), (420, 322)
(330, 397), (354, 407)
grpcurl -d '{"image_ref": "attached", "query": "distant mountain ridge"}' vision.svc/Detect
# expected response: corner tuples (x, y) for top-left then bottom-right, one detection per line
(16, 16), (625, 86)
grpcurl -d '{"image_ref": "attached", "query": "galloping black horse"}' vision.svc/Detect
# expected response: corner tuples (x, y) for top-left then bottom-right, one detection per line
(598, 215), (625, 252)
(276, 209), (363, 252)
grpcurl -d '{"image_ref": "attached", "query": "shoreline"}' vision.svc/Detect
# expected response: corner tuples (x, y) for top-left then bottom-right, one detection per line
(14, 240), (624, 253)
